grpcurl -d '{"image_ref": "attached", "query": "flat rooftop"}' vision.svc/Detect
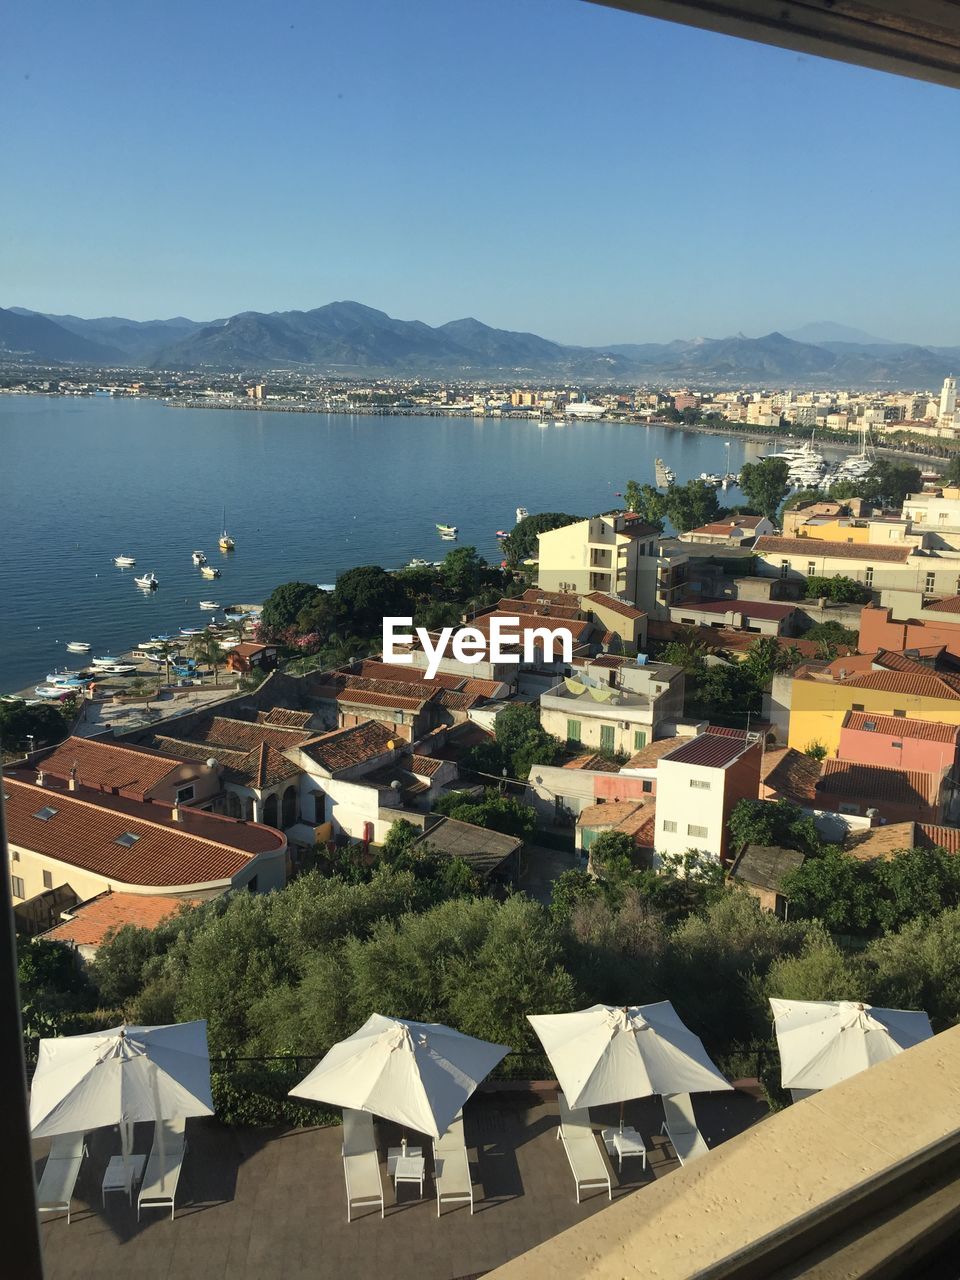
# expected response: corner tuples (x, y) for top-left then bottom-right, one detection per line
(35, 1091), (765, 1280)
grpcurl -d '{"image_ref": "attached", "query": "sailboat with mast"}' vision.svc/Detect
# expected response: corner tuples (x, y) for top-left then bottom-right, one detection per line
(218, 506), (235, 551)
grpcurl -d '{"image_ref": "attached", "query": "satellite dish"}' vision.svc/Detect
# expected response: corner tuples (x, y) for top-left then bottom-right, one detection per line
(206, 757), (218, 769)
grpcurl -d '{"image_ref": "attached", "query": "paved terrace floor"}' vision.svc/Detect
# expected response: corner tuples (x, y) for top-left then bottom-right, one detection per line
(37, 1091), (766, 1280)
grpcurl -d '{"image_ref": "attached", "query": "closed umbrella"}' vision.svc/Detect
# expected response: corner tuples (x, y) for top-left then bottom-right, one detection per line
(31, 1022), (214, 1177)
(289, 1015), (510, 1140)
(770, 998), (933, 1093)
(528, 1002), (731, 1129)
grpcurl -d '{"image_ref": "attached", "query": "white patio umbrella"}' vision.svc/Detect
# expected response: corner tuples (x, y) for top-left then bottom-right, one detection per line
(30, 1021), (214, 1177)
(528, 1002), (731, 1129)
(289, 1014), (510, 1140)
(770, 998), (933, 1093)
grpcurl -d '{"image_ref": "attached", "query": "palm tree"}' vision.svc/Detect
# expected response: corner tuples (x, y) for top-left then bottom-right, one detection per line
(187, 633), (226, 685)
(156, 640), (180, 690)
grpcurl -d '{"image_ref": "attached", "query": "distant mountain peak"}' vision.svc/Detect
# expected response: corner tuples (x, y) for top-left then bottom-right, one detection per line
(784, 320), (898, 346)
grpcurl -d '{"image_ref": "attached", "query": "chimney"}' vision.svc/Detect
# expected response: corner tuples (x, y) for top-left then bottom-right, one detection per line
(68, 763), (79, 792)
(171, 803), (183, 823)
(35, 770), (45, 787)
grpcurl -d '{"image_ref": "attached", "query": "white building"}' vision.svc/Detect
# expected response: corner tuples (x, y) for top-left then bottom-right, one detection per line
(940, 376), (957, 423)
(653, 731), (763, 863)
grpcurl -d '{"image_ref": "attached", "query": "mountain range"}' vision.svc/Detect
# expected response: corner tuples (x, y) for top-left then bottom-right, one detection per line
(2, 301), (958, 388)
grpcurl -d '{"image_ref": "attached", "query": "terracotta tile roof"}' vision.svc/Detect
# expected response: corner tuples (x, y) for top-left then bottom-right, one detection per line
(37, 737), (189, 801)
(505, 599), (585, 620)
(922, 595), (960, 614)
(754, 536), (913, 563)
(706, 725), (750, 739)
(761, 748), (822, 804)
(617, 801), (656, 843)
(421, 720), (493, 764)
(435, 689), (483, 711)
(3, 778), (276, 888)
(563, 752), (622, 772)
(661, 733), (756, 769)
(577, 800), (643, 828)
(917, 823), (960, 855)
(583, 654), (629, 669)
(336, 688), (430, 711)
(841, 710), (960, 744)
(187, 716), (314, 752)
(522, 588), (582, 606)
(300, 721), (398, 774)
(148, 734), (300, 788)
(584, 592), (646, 620)
(846, 822), (919, 861)
(470, 611), (594, 644)
(689, 517), (764, 537)
(256, 709), (314, 729)
(677, 599), (799, 621)
(408, 754), (446, 777)
(358, 661), (464, 690)
(624, 738), (686, 769)
(42, 891), (200, 947)
(816, 759), (943, 809)
(460, 677), (505, 699)
(840, 669), (960, 700)
(231, 642), (272, 657)
(871, 650), (942, 675)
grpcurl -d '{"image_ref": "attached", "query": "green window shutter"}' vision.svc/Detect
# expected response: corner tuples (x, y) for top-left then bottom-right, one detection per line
(567, 719), (581, 744)
(581, 827), (597, 850)
(600, 724), (615, 751)
(634, 730), (647, 751)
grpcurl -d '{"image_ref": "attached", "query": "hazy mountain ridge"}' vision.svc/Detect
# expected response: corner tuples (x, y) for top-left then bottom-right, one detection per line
(2, 303), (957, 386)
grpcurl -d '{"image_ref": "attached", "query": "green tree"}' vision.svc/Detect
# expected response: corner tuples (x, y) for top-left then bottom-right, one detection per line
(549, 868), (600, 922)
(802, 620), (859, 650)
(261, 582), (324, 635)
(739, 458), (791, 522)
(804, 575), (870, 604)
(658, 630), (710, 675)
(333, 565), (411, 633)
(493, 702), (563, 778)
(0, 699), (69, 753)
(937, 457), (960, 488)
(780, 847), (880, 934)
(728, 798), (821, 857)
(864, 906), (960, 1027)
(623, 481), (666, 533)
(501, 512), (582, 566)
(663, 479), (721, 534)
(741, 636), (799, 689)
(441, 545), (485, 599)
(872, 847), (960, 933)
(863, 460), (922, 508)
(187, 633), (227, 685)
(587, 830), (636, 886)
(765, 930), (868, 1003)
(433, 788), (537, 840)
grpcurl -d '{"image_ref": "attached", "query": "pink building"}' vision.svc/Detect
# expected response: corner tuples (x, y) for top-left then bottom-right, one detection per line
(837, 710), (960, 773)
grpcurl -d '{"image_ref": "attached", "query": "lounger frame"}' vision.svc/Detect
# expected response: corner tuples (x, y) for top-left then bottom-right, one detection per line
(341, 1108), (384, 1223)
(37, 1132), (88, 1225)
(433, 1111), (474, 1216)
(138, 1117), (188, 1221)
(556, 1093), (612, 1204)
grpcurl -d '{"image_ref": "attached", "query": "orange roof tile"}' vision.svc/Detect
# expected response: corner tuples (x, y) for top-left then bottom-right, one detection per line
(584, 592), (646, 620)
(761, 749), (822, 804)
(187, 716), (314, 752)
(841, 711), (960, 743)
(3, 778), (279, 888)
(816, 759), (943, 809)
(300, 721), (398, 774)
(755, 536), (913, 563)
(577, 800), (643, 828)
(43, 892), (200, 947)
(840, 669), (960, 700)
(38, 737), (189, 801)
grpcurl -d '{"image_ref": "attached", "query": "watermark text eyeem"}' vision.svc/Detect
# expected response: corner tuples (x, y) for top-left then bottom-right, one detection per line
(383, 616), (573, 680)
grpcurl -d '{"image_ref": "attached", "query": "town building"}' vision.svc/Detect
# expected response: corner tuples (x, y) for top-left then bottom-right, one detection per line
(653, 730), (764, 863)
(837, 709), (960, 773)
(728, 845), (805, 917)
(678, 514), (774, 546)
(752, 535), (957, 596)
(226, 642), (278, 674)
(859, 597), (960, 658)
(668, 598), (802, 637)
(539, 659), (684, 755)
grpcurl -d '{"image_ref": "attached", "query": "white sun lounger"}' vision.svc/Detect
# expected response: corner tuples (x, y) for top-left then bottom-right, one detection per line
(342, 1108), (384, 1223)
(37, 1132), (87, 1224)
(660, 1093), (710, 1165)
(138, 1117), (187, 1221)
(556, 1093), (612, 1204)
(433, 1110), (473, 1216)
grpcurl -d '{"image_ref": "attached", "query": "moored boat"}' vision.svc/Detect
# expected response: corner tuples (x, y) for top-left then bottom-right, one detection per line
(516, 506), (529, 523)
(218, 506), (235, 550)
(200, 564), (221, 579)
(91, 655), (120, 667)
(96, 663), (137, 675)
(436, 523), (458, 536)
(35, 685), (72, 699)
(66, 641), (91, 653)
(134, 572), (159, 589)
(192, 550), (207, 565)
(199, 600), (220, 610)
(114, 554), (136, 567)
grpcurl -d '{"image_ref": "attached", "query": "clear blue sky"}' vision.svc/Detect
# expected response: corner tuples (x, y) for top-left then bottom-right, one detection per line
(4, 0), (959, 345)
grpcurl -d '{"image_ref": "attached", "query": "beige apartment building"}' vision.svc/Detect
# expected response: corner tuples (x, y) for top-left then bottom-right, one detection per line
(536, 512), (687, 618)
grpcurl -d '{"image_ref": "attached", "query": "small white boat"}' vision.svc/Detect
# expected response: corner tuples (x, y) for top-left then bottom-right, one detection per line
(66, 641), (91, 653)
(199, 600), (220, 610)
(91, 655), (120, 667)
(200, 564), (221, 579)
(46, 670), (84, 684)
(405, 558), (431, 569)
(516, 506), (529, 523)
(134, 572), (159, 589)
(114, 554), (136, 567)
(35, 685), (71, 699)
(180, 626), (204, 636)
(96, 663), (137, 675)
(436, 523), (458, 536)
(192, 550), (207, 566)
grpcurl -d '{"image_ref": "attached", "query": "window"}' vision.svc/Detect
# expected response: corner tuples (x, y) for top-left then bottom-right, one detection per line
(893, 709), (906, 717)
(863, 721), (876, 731)
(865, 567), (874, 587)
(852, 703), (865, 712)
(662, 819), (677, 833)
(566, 719), (581, 744)
(116, 832), (140, 848)
(175, 784), (195, 804)
(11, 876), (24, 899)
(925, 572), (936, 592)
(690, 779), (711, 790)
(246, 875), (259, 893)
(687, 824), (708, 838)
(11, 850), (18, 862)
(807, 561), (816, 576)
(42, 870), (53, 889)
(634, 730), (647, 751)
(600, 724), (615, 752)
(33, 806), (58, 822)
(892, 741), (903, 749)
(642, 780), (652, 793)
(780, 560), (789, 579)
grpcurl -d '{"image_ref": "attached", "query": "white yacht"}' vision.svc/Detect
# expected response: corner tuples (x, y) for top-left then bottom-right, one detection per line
(516, 506), (529, 523)
(192, 550), (207, 566)
(114, 554), (136, 567)
(199, 600), (220, 610)
(134, 572), (159, 589)
(66, 641), (91, 653)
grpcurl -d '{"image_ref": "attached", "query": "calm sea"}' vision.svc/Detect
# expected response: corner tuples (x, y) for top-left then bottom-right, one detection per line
(1, 396), (779, 693)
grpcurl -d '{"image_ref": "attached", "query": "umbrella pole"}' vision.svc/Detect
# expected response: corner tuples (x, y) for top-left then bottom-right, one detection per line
(620, 1100), (625, 1134)
(152, 1064), (167, 1192)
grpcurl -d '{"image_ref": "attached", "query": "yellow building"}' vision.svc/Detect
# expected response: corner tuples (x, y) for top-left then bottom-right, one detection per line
(787, 666), (960, 754)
